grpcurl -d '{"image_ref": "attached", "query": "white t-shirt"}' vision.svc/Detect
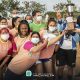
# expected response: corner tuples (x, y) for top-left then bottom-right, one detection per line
(43, 30), (57, 41)
(60, 35), (72, 49)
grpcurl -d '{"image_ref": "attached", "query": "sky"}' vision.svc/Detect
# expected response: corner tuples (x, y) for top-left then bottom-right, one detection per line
(18, 0), (80, 11)
(0, 0), (80, 11)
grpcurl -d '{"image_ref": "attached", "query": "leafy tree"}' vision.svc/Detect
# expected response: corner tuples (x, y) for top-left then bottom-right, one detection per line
(23, 1), (46, 15)
(0, 0), (20, 17)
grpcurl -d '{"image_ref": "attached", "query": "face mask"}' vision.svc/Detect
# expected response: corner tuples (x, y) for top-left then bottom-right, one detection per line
(0, 33), (9, 41)
(36, 16), (42, 21)
(0, 25), (8, 29)
(12, 14), (17, 18)
(31, 38), (40, 44)
(27, 20), (32, 23)
(49, 26), (57, 32)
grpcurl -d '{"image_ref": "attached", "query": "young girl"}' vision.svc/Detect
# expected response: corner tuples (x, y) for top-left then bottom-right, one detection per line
(14, 20), (30, 52)
(9, 17), (21, 37)
(35, 18), (66, 80)
(56, 23), (79, 80)
(0, 28), (16, 80)
(4, 32), (48, 80)
(0, 17), (9, 29)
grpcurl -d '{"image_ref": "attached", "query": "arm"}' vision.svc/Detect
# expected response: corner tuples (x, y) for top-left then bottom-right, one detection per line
(73, 28), (80, 33)
(47, 31), (66, 46)
(0, 55), (11, 68)
(30, 39), (48, 53)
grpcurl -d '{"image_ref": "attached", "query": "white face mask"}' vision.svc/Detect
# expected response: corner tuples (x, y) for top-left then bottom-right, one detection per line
(12, 14), (17, 17)
(0, 25), (8, 29)
(36, 16), (42, 21)
(31, 38), (40, 44)
(27, 20), (32, 23)
(0, 33), (9, 41)
(49, 26), (57, 32)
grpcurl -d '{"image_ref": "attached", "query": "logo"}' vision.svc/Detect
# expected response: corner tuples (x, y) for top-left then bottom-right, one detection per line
(26, 70), (32, 77)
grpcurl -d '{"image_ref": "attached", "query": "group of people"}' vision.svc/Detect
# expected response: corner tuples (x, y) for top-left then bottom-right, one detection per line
(0, 10), (80, 80)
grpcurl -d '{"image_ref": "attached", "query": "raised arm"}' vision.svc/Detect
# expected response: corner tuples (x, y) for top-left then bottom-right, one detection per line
(30, 39), (48, 53)
(47, 31), (66, 46)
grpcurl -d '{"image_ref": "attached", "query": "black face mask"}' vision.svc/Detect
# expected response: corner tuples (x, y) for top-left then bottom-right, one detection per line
(58, 20), (62, 24)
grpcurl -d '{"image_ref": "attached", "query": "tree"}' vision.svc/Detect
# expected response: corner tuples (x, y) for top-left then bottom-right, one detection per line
(0, 0), (46, 17)
(23, 1), (46, 15)
(67, 0), (71, 4)
(53, 3), (66, 12)
(0, 0), (20, 17)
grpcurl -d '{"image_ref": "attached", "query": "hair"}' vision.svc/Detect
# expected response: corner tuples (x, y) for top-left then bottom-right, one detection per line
(0, 28), (14, 42)
(25, 15), (32, 19)
(0, 17), (7, 22)
(18, 20), (30, 36)
(47, 18), (57, 30)
(77, 15), (80, 25)
(12, 17), (20, 28)
(31, 31), (41, 42)
(32, 10), (41, 17)
(0, 28), (9, 34)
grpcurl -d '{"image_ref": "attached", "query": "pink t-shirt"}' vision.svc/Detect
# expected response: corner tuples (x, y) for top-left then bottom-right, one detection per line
(14, 36), (27, 52)
(0, 39), (16, 61)
(8, 41), (40, 75)
(23, 41), (34, 51)
(39, 30), (55, 59)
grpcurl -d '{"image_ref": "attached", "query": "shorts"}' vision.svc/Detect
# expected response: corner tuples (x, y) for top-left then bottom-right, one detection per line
(56, 48), (76, 68)
(4, 68), (34, 80)
(4, 69), (21, 80)
(36, 58), (52, 64)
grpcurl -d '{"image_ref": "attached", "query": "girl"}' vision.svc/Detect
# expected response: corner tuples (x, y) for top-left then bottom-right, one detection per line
(14, 20), (30, 52)
(35, 18), (66, 80)
(0, 17), (9, 29)
(9, 17), (21, 37)
(4, 32), (48, 80)
(0, 28), (16, 80)
(56, 23), (79, 80)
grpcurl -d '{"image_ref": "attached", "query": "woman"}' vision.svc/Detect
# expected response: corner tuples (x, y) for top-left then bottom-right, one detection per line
(4, 31), (48, 80)
(56, 24), (79, 80)
(14, 20), (30, 52)
(9, 17), (21, 37)
(0, 17), (9, 29)
(35, 18), (66, 80)
(0, 28), (16, 80)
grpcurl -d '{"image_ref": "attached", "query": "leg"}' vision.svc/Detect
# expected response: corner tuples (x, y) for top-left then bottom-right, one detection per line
(35, 61), (43, 80)
(56, 48), (66, 80)
(66, 50), (76, 80)
(43, 59), (53, 73)
(57, 66), (65, 80)
(35, 61), (43, 73)
(43, 59), (54, 80)
(67, 66), (74, 80)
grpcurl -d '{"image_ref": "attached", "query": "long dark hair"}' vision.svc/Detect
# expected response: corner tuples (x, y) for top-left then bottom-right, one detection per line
(18, 20), (30, 36)
(12, 17), (20, 28)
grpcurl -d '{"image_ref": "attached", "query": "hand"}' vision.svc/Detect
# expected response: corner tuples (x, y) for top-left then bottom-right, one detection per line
(43, 38), (48, 45)
(62, 30), (68, 35)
